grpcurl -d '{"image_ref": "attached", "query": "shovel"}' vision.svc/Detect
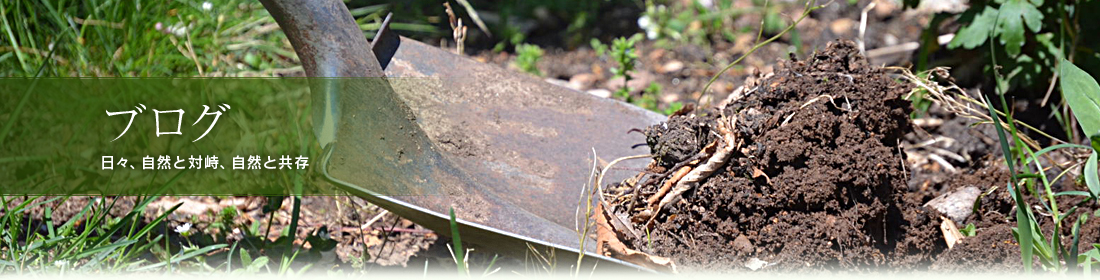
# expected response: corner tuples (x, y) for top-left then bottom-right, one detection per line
(261, 0), (665, 271)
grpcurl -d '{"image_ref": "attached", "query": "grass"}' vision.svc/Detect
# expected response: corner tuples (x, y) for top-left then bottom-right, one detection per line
(0, 0), (345, 275)
(0, 0), (302, 77)
(969, 12), (1100, 272)
(899, 61), (1100, 273)
(447, 208), (467, 276)
(0, 182), (228, 273)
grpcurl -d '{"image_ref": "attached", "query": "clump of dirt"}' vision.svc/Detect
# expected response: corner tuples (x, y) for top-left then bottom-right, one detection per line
(602, 40), (947, 272)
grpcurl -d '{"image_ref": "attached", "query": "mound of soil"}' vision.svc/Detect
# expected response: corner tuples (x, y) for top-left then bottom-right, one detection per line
(602, 40), (948, 272)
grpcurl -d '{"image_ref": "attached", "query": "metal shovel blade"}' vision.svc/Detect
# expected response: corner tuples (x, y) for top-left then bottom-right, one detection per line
(260, 0), (664, 271)
(325, 36), (666, 267)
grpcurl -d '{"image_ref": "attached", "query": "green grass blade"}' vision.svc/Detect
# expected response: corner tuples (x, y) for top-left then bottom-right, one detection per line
(983, 94), (1034, 272)
(1024, 143), (1091, 165)
(1056, 191), (1093, 197)
(482, 254), (500, 276)
(347, 4), (389, 17)
(449, 208), (466, 276)
(1069, 213), (1086, 271)
(132, 202), (182, 238)
(227, 241), (238, 273)
(133, 244), (228, 271)
(71, 239), (139, 260)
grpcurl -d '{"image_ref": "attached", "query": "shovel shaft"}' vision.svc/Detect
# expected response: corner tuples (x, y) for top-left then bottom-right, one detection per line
(259, 0), (384, 78)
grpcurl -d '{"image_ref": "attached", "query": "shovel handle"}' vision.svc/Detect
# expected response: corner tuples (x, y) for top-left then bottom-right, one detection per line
(260, 0), (393, 147)
(259, 0), (385, 78)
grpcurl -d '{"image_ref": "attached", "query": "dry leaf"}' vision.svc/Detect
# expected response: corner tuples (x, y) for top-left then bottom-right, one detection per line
(594, 204), (677, 273)
(751, 167), (772, 185)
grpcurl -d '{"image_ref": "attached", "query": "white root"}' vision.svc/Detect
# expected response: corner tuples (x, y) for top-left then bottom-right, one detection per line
(926, 153), (958, 173)
(595, 154), (652, 205)
(781, 94), (843, 127)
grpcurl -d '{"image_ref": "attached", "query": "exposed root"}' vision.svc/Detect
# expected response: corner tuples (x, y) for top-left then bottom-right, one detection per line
(646, 166), (693, 208)
(595, 154), (652, 205)
(781, 94), (846, 127)
(647, 115), (739, 227)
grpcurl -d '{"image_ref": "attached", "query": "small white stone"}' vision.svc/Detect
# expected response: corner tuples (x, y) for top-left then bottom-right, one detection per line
(744, 258), (770, 271)
(587, 89), (612, 99)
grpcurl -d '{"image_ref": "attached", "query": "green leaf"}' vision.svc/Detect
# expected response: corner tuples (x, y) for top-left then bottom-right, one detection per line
(1034, 33), (1062, 62)
(949, 6), (999, 49)
(1084, 249), (1100, 277)
(240, 249), (253, 267)
(1093, 134), (1100, 154)
(995, 0), (1043, 56)
(1085, 152), (1099, 201)
(248, 256), (269, 273)
(1059, 59), (1100, 138)
(960, 223), (978, 237)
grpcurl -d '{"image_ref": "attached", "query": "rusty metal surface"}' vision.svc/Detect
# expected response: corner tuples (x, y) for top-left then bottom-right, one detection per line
(259, 0), (387, 148)
(262, 0), (665, 272)
(323, 36), (666, 264)
(381, 37), (666, 231)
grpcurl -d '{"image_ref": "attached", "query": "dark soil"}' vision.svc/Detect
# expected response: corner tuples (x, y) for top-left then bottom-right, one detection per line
(612, 40), (924, 272)
(600, 40), (1100, 272)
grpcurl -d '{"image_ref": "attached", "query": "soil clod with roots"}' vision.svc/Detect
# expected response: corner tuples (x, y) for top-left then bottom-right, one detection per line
(600, 41), (952, 272)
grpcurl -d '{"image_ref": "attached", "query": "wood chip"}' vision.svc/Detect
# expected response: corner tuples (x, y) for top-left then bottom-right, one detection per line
(940, 216), (965, 249)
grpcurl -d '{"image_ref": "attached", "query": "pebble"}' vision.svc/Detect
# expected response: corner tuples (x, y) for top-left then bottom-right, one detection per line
(568, 73), (598, 90)
(605, 71), (656, 93)
(544, 78), (570, 89)
(744, 258), (770, 271)
(829, 18), (855, 36)
(733, 234), (754, 254)
(873, 0), (898, 17)
(924, 185), (982, 223)
(658, 60), (685, 74)
(587, 89), (612, 98)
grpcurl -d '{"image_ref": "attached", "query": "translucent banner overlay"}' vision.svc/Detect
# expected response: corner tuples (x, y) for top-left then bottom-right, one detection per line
(0, 78), (446, 195)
